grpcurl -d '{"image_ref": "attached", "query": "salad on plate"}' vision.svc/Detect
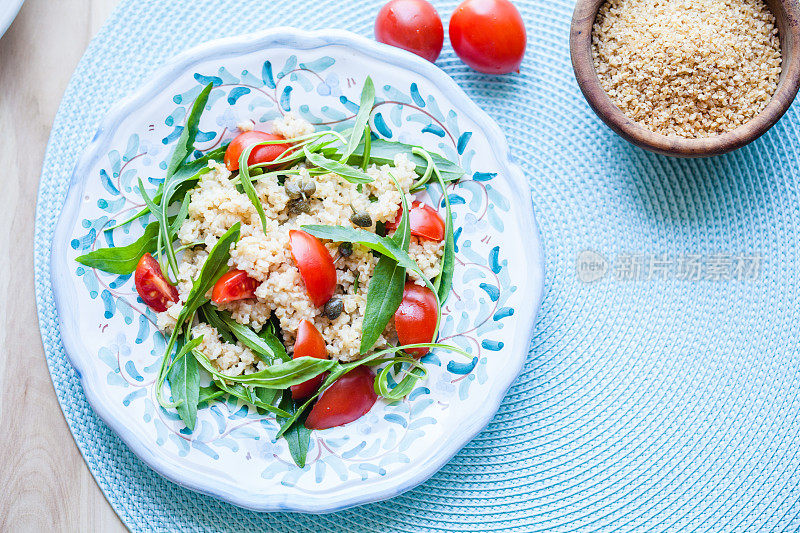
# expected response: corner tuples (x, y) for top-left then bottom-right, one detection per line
(76, 77), (468, 467)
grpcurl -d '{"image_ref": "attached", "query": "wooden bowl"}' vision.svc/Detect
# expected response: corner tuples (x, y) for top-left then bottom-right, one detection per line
(570, 0), (800, 157)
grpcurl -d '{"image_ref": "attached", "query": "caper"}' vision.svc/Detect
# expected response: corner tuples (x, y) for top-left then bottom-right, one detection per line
(338, 242), (353, 257)
(350, 210), (372, 228)
(324, 297), (344, 320)
(300, 180), (316, 196)
(249, 167), (265, 177)
(288, 198), (311, 214)
(285, 181), (302, 199)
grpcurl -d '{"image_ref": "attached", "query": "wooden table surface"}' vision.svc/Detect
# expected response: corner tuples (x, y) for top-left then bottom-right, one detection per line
(0, 0), (126, 530)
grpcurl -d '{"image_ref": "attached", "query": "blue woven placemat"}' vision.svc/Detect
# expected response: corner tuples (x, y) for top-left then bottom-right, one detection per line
(34, 0), (800, 531)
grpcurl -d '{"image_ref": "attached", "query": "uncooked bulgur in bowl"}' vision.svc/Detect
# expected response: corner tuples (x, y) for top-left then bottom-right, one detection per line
(570, 0), (800, 157)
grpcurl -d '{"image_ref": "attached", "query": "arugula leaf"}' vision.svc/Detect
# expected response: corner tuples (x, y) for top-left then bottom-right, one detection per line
(360, 176), (412, 353)
(375, 358), (427, 400)
(324, 139), (464, 185)
(198, 384), (226, 405)
(199, 303), (237, 344)
(76, 221), (159, 274)
(194, 351), (338, 389)
(203, 305), (288, 363)
(209, 378), (290, 417)
(278, 390), (313, 467)
(303, 147), (373, 184)
(414, 147), (456, 303)
(360, 125), (371, 172)
(301, 225), (429, 283)
(175, 223), (241, 325)
(340, 76), (375, 163)
(260, 319), (289, 362)
(167, 82), (213, 179)
(237, 144), (268, 234)
(167, 337), (202, 429)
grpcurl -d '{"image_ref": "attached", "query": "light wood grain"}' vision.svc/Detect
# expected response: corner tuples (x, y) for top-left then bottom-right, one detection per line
(0, 0), (126, 531)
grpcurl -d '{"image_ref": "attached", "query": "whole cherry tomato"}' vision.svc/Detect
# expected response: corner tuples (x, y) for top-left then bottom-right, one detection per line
(449, 0), (527, 74)
(291, 320), (329, 400)
(394, 282), (438, 357)
(374, 0), (444, 63)
(134, 253), (179, 312)
(224, 131), (288, 171)
(289, 230), (337, 307)
(305, 366), (378, 430)
(385, 200), (446, 241)
(211, 270), (259, 304)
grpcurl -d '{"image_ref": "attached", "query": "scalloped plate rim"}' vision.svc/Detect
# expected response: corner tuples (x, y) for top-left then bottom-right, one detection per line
(49, 27), (545, 513)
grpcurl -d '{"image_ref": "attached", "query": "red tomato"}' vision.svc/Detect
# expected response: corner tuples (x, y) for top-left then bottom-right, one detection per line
(211, 270), (259, 304)
(291, 320), (329, 400)
(385, 201), (446, 241)
(374, 0), (444, 63)
(224, 131), (287, 171)
(134, 253), (179, 312)
(289, 230), (337, 307)
(394, 282), (438, 357)
(449, 0), (527, 74)
(305, 366), (378, 430)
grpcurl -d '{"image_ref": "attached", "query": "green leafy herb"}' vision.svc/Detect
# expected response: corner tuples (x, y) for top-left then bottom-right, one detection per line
(260, 319), (289, 362)
(375, 357), (427, 400)
(414, 147), (455, 303)
(278, 391), (313, 467)
(156, 224), (240, 408)
(176, 223), (240, 324)
(198, 384), (226, 405)
(360, 175), (411, 353)
(360, 126), (371, 172)
(166, 83), (213, 178)
(324, 139), (464, 186)
(209, 378), (288, 417)
(198, 304), (237, 344)
(340, 76), (375, 163)
(203, 305), (288, 363)
(194, 351), (338, 389)
(237, 144), (268, 234)
(303, 146), (373, 184)
(76, 220), (159, 274)
(301, 225), (433, 293)
(167, 336), (202, 429)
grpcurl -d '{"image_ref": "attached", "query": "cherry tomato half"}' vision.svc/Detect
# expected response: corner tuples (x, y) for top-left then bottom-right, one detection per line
(291, 320), (329, 400)
(134, 253), (179, 312)
(385, 201), (446, 241)
(289, 230), (337, 307)
(305, 366), (378, 430)
(374, 0), (444, 63)
(449, 0), (527, 74)
(394, 282), (438, 357)
(211, 270), (259, 304)
(224, 131), (288, 171)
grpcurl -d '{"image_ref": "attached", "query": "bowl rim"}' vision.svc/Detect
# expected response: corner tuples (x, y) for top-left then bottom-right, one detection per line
(569, 0), (800, 157)
(49, 27), (546, 513)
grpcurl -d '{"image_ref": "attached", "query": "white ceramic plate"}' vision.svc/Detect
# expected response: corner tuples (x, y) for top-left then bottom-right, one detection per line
(51, 28), (544, 512)
(0, 0), (24, 39)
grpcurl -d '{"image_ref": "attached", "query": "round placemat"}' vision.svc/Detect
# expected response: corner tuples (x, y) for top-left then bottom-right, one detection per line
(34, 0), (800, 531)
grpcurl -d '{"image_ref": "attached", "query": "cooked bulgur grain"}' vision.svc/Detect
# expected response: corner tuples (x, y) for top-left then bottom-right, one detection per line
(158, 113), (443, 369)
(592, 0), (782, 138)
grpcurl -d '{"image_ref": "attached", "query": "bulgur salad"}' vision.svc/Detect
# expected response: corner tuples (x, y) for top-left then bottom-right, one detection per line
(77, 78), (468, 466)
